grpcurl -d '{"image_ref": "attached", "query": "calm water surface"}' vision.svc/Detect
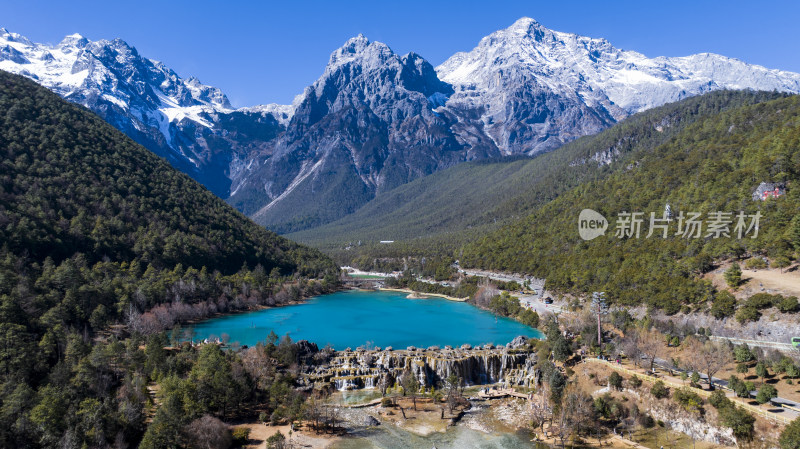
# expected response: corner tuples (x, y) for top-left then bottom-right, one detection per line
(189, 290), (542, 349)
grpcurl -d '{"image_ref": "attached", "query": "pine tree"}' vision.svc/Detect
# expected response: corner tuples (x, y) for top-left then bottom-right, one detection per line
(725, 263), (743, 289)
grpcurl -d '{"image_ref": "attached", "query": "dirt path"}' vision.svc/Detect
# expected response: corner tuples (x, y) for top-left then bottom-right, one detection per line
(740, 267), (800, 297)
(585, 358), (799, 424)
(706, 261), (800, 298)
(237, 422), (340, 449)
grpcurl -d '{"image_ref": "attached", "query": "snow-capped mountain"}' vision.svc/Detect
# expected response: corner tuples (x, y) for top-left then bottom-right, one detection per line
(0, 27), (290, 196)
(437, 17), (800, 154)
(228, 35), (500, 232)
(3, 19), (800, 235)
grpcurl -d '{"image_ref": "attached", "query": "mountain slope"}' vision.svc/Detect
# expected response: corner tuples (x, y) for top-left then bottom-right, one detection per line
(290, 91), (787, 255)
(0, 69), (334, 275)
(0, 70), (338, 448)
(228, 35), (501, 233)
(437, 17), (800, 155)
(4, 21), (800, 236)
(460, 94), (800, 313)
(242, 20), (800, 234)
(0, 27), (289, 197)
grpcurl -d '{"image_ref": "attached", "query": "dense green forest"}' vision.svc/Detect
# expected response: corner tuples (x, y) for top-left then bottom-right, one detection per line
(0, 71), (340, 447)
(462, 94), (800, 313)
(291, 91), (787, 265)
(299, 91), (800, 315)
(0, 71), (334, 276)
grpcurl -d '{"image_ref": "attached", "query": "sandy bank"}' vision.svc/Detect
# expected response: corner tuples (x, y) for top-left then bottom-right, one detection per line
(378, 287), (467, 302)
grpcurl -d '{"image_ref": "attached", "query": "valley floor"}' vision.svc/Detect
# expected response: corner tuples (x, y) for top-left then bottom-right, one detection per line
(233, 376), (742, 449)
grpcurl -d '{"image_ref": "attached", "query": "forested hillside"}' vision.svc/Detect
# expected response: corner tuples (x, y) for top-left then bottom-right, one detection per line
(0, 71), (338, 447)
(0, 71), (334, 275)
(462, 94), (800, 313)
(292, 91), (787, 265)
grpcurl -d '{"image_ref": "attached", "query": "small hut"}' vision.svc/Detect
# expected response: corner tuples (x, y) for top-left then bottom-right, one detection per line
(752, 182), (785, 201)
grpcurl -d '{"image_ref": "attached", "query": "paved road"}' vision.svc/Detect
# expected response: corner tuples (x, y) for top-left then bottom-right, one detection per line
(708, 335), (797, 352)
(518, 293), (564, 315)
(454, 264), (544, 289)
(452, 263), (564, 313)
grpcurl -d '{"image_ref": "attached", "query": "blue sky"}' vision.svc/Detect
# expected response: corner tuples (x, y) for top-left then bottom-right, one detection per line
(4, 0), (799, 107)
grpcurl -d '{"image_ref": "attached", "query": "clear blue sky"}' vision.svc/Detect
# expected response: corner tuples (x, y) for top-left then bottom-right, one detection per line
(4, 0), (799, 107)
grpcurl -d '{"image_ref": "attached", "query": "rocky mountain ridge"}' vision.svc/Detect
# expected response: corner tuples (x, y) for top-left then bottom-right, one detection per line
(3, 19), (799, 233)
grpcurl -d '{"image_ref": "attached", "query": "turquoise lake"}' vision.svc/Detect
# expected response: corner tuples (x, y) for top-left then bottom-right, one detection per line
(189, 290), (543, 349)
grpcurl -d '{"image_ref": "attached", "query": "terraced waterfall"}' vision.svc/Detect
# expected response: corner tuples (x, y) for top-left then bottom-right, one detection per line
(300, 338), (538, 391)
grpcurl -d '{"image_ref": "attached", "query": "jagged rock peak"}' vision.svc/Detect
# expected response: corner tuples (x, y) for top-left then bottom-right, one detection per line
(327, 34), (394, 70)
(1, 27), (32, 46)
(340, 33), (370, 52)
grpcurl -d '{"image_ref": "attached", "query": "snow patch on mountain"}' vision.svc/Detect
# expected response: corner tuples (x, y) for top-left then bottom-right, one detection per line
(4, 21), (800, 228)
(437, 17), (800, 154)
(239, 102), (296, 126)
(0, 27), (292, 197)
(0, 27), (234, 134)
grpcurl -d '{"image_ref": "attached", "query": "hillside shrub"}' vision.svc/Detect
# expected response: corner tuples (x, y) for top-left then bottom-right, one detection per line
(651, 380), (669, 399)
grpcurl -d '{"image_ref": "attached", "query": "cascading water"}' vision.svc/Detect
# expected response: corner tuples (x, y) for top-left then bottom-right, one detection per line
(304, 344), (537, 392)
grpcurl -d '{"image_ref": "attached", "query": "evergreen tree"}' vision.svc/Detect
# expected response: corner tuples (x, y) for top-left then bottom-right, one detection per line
(725, 263), (743, 289)
(781, 417), (800, 449)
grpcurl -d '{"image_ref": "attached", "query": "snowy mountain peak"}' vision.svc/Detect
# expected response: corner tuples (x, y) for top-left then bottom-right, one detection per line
(59, 33), (89, 48)
(477, 16), (612, 57)
(330, 34), (371, 62)
(96, 37), (138, 57)
(327, 34), (394, 71)
(298, 32), (454, 119)
(4, 21), (800, 229)
(1, 28), (32, 46)
(436, 17), (800, 154)
(506, 16), (543, 34)
(0, 28), (238, 114)
(0, 27), (295, 197)
(347, 33), (369, 45)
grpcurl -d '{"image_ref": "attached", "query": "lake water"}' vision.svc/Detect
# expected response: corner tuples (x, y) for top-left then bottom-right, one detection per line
(189, 290), (542, 349)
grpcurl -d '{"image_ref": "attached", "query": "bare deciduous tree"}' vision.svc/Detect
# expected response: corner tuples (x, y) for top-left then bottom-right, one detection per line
(305, 394), (323, 430)
(240, 345), (275, 391)
(685, 337), (732, 389)
(472, 279), (499, 308)
(530, 383), (552, 438)
(322, 399), (342, 433)
(182, 415), (232, 449)
(638, 328), (665, 373)
(552, 385), (595, 448)
(619, 330), (642, 367)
